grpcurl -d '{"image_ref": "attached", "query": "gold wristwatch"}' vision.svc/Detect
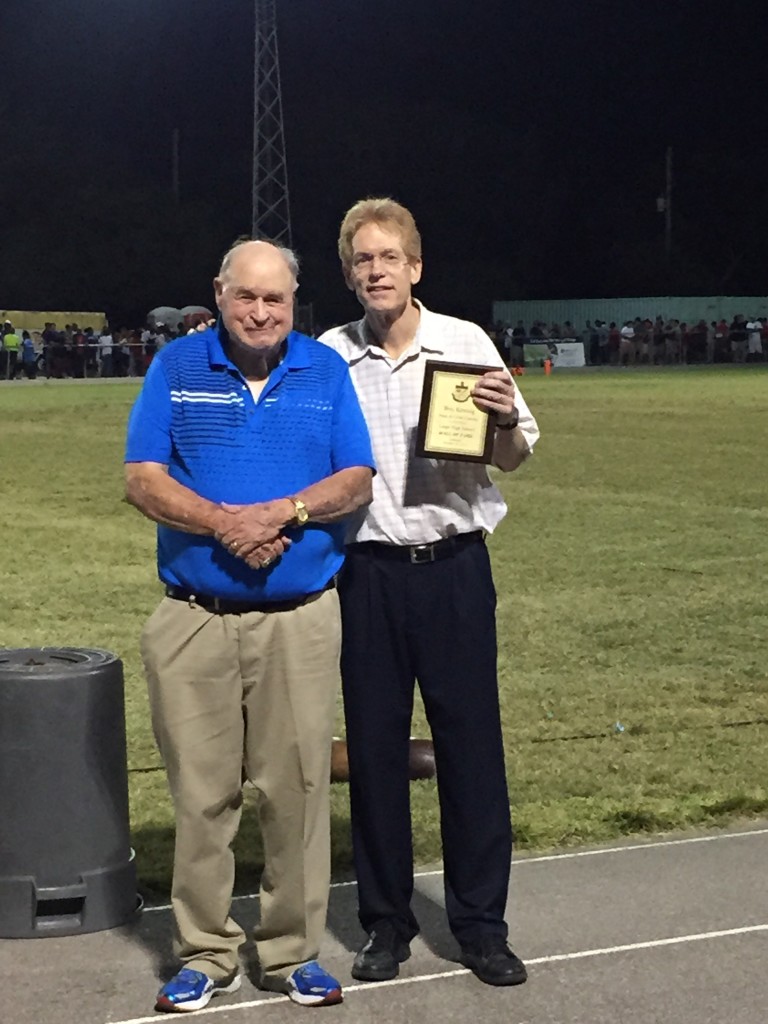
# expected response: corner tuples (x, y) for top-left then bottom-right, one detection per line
(288, 497), (309, 526)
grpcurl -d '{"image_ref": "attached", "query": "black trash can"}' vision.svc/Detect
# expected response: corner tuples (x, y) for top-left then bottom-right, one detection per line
(0, 647), (141, 937)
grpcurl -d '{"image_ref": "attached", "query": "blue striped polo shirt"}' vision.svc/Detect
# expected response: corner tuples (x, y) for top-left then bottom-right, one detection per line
(125, 324), (374, 600)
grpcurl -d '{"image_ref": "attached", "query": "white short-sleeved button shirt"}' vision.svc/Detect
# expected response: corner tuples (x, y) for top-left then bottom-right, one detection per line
(320, 301), (540, 545)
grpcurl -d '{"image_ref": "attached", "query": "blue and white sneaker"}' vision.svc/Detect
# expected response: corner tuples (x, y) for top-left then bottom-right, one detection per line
(155, 967), (241, 1013)
(286, 961), (343, 1006)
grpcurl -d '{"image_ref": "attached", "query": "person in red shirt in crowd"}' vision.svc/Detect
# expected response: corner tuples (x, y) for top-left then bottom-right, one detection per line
(608, 322), (620, 365)
(713, 318), (729, 362)
(72, 327), (86, 378)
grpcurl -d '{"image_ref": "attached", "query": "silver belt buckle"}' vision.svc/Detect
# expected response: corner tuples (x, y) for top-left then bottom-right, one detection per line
(410, 543), (435, 564)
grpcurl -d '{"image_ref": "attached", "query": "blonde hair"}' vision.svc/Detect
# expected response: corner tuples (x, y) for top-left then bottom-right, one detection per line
(338, 197), (422, 270)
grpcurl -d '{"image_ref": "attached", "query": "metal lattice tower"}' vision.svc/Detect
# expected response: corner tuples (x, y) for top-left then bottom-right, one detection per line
(252, 0), (292, 246)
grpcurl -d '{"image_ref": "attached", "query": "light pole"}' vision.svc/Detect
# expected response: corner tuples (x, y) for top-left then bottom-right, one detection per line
(656, 145), (673, 270)
(252, 0), (292, 245)
(171, 127), (180, 206)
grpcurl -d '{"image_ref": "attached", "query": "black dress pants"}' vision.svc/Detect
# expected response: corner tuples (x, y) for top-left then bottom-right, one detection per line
(339, 537), (513, 948)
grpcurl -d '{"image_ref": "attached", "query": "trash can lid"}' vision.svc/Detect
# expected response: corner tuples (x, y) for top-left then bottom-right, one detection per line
(0, 648), (119, 673)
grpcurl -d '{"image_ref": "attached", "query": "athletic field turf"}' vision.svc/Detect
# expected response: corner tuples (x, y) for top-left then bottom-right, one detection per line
(2, 367), (766, 896)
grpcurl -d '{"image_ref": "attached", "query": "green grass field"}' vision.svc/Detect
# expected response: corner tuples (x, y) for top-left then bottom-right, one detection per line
(2, 368), (767, 898)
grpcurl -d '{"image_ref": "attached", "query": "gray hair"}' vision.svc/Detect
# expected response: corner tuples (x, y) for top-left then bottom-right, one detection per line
(218, 238), (300, 292)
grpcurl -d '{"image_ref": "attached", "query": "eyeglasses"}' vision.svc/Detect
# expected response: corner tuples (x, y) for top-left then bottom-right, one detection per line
(350, 250), (410, 273)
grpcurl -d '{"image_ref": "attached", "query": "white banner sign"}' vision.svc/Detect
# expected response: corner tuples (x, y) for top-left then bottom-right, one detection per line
(552, 341), (585, 368)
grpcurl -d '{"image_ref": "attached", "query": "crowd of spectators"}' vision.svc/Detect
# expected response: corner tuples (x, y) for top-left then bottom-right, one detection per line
(0, 319), (189, 380)
(487, 314), (768, 367)
(4, 310), (767, 381)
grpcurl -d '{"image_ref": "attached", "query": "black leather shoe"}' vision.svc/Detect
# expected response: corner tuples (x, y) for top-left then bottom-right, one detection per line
(461, 938), (528, 986)
(352, 923), (411, 982)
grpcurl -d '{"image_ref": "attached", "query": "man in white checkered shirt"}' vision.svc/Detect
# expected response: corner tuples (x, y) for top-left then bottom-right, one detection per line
(319, 198), (540, 990)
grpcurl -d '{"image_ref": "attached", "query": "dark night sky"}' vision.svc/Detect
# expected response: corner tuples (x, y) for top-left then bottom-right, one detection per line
(2, 0), (765, 327)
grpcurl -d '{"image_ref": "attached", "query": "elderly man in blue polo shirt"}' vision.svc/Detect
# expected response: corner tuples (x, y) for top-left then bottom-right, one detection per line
(125, 240), (374, 1013)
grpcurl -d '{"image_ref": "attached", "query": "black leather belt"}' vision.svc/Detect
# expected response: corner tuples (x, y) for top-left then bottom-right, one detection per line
(165, 578), (334, 614)
(347, 530), (485, 565)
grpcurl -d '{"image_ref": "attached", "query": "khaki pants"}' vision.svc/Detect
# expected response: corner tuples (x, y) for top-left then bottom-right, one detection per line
(141, 589), (340, 984)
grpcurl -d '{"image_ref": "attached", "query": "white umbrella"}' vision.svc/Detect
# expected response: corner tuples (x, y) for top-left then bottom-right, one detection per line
(180, 305), (214, 329)
(147, 306), (183, 330)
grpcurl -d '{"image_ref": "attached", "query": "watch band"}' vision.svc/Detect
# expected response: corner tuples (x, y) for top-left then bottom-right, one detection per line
(496, 409), (520, 431)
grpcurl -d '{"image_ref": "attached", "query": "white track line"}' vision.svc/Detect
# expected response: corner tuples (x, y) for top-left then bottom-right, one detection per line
(108, 923), (768, 1024)
(512, 825), (768, 865)
(141, 826), (768, 914)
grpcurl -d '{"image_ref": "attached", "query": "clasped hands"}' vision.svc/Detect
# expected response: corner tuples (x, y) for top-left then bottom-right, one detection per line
(213, 498), (293, 570)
